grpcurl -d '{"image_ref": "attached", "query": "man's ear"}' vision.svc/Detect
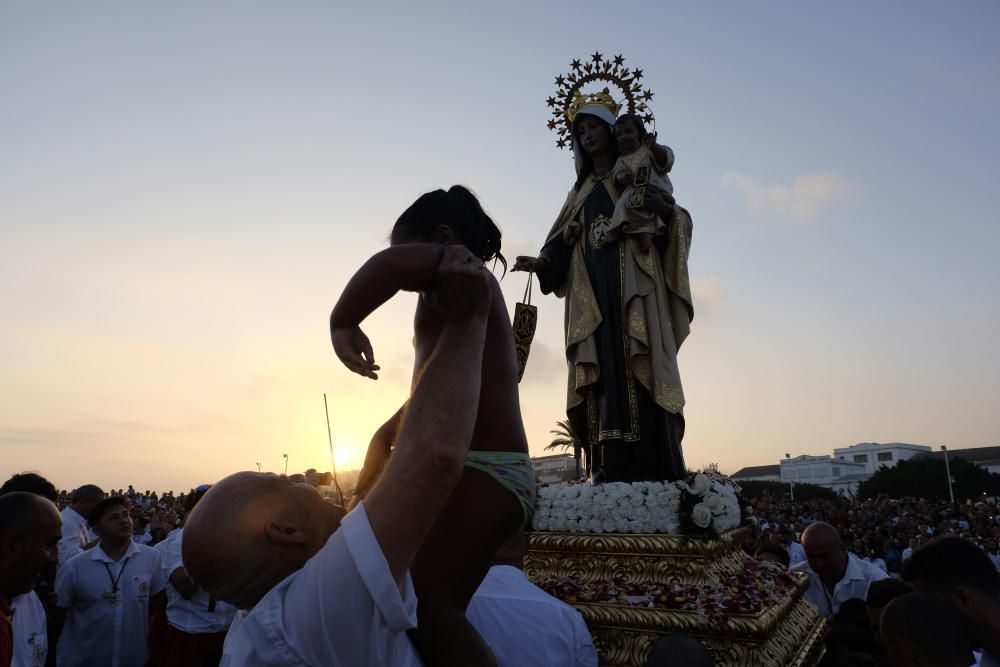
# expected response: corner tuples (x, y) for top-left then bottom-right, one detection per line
(949, 585), (981, 619)
(264, 520), (310, 547)
(432, 224), (456, 245)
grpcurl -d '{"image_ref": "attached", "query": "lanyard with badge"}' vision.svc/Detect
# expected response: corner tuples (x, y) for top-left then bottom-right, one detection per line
(102, 557), (130, 607)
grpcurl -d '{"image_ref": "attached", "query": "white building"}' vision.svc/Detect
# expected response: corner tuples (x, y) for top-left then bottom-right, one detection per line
(532, 453), (579, 484)
(733, 442), (998, 497)
(731, 464), (781, 482)
(832, 442), (932, 474)
(779, 454), (869, 495)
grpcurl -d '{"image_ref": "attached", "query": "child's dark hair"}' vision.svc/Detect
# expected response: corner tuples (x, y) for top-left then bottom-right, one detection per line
(392, 185), (507, 275)
(616, 113), (648, 139)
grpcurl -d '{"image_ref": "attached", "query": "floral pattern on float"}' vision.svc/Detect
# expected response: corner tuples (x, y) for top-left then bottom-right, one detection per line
(534, 559), (804, 628)
(532, 472), (745, 538)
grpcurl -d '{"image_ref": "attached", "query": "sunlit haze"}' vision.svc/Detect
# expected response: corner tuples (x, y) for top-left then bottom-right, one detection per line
(2, 2), (998, 492)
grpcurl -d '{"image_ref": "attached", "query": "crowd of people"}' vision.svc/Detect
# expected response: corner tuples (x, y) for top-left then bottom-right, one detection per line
(5, 471), (1000, 667)
(743, 492), (1000, 667)
(746, 492), (1000, 575)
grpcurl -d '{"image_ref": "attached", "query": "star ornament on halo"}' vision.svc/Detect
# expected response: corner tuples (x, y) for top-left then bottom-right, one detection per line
(545, 53), (658, 151)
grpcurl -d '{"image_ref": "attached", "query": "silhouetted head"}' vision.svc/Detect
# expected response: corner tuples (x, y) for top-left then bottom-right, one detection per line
(391, 185), (506, 275)
(880, 593), (973, 667)
(0, 492), (61, 597)
(902, 536), (1000, 653)
(0, 473), (58, 502)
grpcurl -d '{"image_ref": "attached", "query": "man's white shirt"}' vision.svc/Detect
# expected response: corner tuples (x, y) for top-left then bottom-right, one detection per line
(787, 542), (807, 567)
(220, 502), (421, 666)
(467, 565), (597, 667)
(162, 528), (236, 634)
(792, 553), (889, 615)
(58, 507), (91, 565)
(10, 592), (46, 667)
(55, 539), (166, 667)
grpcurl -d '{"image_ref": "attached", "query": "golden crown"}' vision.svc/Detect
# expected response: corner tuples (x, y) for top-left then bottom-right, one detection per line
(546, 52), (656, 150)
(566, 89), (622, 123)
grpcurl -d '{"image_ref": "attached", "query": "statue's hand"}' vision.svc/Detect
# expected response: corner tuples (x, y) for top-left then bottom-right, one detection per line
(512, 256), (548, 274)
(641, 190), (676, 217)
(562, 220), (582, 245)
(642, 132), (657, 148)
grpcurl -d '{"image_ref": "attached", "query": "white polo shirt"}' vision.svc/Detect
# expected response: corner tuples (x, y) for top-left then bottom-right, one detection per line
(787, 542), (807, 567)
(792, 553), (889, 615)
(10, 592), (46, 667)
(467, 565), (598, 667)
(162, 528), (236, 634)
(220, 502), (421, 666)
(55, 540), (166, 667)
(58, 507), (90, 565)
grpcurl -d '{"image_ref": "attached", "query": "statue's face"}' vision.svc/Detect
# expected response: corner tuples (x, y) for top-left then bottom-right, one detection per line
(575, 116), (612, 157)
(614, 119), (642, 154)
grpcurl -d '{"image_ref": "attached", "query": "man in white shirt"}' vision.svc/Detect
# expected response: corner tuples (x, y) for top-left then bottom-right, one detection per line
(160, 489), (236, 667)
(792, 522), (889, 616)
(467, 533), (597, 667)
(183, 248), (502, 666)
(781, 531), (807, 567)
(0, 493), (62, 667)
(55, 496), (166, 667)
(57, 485), (103, 565)
(903, 537), (1000, 667)
(901, 538), (917, 564)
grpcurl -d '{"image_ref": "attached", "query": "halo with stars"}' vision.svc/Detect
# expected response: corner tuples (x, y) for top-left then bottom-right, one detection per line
(546, 52), (655, 150)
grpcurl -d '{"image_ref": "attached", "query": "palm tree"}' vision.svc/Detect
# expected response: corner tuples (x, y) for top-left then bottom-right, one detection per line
(547, 420), (584, 478)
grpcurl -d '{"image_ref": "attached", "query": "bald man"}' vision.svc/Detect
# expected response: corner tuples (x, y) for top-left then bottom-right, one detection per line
(791, 522), (888, 615)
(184, 246), (495, 666)
(0, 493), (62, 667)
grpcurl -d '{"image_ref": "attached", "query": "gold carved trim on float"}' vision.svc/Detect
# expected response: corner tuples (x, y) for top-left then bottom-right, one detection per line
(526, 527), (828, 666)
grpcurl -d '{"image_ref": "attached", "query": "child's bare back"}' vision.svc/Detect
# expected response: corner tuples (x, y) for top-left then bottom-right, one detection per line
(414, 277), (528, 456)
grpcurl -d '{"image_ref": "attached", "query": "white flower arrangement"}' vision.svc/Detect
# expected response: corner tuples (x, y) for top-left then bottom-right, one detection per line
(532, 473), (744, 537)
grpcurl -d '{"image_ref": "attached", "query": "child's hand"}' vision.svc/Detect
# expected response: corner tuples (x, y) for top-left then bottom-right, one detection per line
(639, 233), (654, 253)
(424, 246), (492, 321)
(642, 132), (657, 147)
(615, 167), (633, 187)
(332, 326), (380, 380)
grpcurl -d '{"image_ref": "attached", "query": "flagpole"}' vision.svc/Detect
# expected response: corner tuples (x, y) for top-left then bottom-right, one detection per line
(323, 393), (344, 504)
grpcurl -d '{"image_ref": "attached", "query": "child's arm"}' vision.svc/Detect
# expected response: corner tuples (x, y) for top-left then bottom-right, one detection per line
(613, 157), (633, 187)
(644, 133), (674, 173)
(348, 405), (405, 510)
(330, 244), (446, 379)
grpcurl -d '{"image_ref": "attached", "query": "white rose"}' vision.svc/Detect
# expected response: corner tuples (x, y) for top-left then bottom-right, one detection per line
(712, 514), (730, 533)
(561, 486), (580, 499)
(587, 518), (603, 532)
(687, 474), (711, 496)
(704, 493), (725, 514)
(691, 503), (712, 528)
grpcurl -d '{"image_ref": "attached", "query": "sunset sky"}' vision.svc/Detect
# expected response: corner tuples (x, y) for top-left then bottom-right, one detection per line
(2, 2), (998, 492)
